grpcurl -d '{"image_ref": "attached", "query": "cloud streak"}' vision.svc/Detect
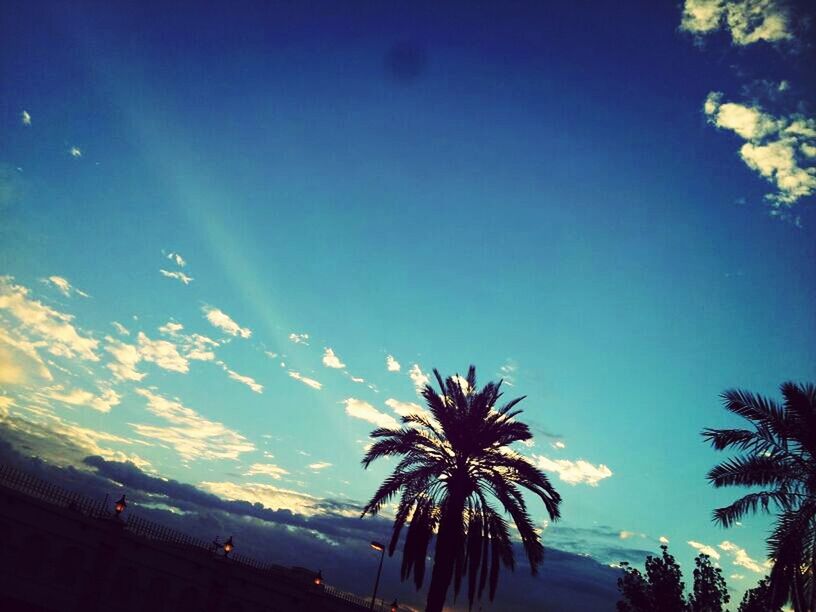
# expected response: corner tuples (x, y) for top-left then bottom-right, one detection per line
(203, 306), (252, 339)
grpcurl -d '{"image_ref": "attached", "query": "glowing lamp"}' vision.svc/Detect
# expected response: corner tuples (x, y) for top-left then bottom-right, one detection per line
(391, 599), (398, 612)
(370, 541), (385, 552)
(223, 536), (234, 555)
(114, 495), (127, 515)
(314, 570), (323, 586)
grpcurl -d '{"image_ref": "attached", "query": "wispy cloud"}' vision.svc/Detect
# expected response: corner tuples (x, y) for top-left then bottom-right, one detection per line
(498, 359), (517, 386)
(43, 275), (89, 298)
(384, 397), (428, 418)
(137, 332), (189, 373)
(688, 540), (721, 559)
(343, 398), (399, 429)
(245, 463), (288, 479)
(530, 454), (613, 486)
(105, 336), (145, 381)
(224, 366), (264, 394)
(659, 536), (670, 544)
(288, 370), (322, 390)
(160, 269), (193, 285)
(69, 146), (82, 158)
(21, 110), (31, 126)
(41, 384), (121, 413)
(199, 480), (324, 516)
(386, 355), (401, 372)
(680, 0), (792, 46)
(133, 388), (255, 461)
(111, 321), (130, 336)
(322, 347), (345, 369)
(308, 462), (332, 470)
(289, 332), (309, 345)
(203, 306), (252, 339)
(166, 251), (187, 267)
(408, 363), (429, 394)
(704, 92), (816, 207)
(0, 276), (99, 361)
(718, 540), (770, 573)
(158, 321), (218, 362)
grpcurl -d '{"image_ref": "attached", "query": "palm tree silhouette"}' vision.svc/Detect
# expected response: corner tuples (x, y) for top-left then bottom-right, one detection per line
(360, 366), (562, 612)
(702, 382), (816, 611)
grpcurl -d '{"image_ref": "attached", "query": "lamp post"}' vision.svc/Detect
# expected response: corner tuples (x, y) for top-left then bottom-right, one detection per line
(114, 494), (127, 517)
(369, 541), (386, 612)
(313, 570), (323, 586)
(391, 599), (398, 612)
(223, 536), (234, 557)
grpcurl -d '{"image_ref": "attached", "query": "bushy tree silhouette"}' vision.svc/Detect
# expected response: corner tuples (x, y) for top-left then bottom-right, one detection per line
(689, 553), (729, 612)
(360, 366), (561, 612)
(738, 576), (782, 612)
(616, 545), (686, 612)
(702, 382), (816, 611)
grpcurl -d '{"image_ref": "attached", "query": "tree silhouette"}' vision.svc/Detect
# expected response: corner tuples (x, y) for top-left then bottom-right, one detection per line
(702, 382), (816, 611)
(738, 576), (782, 612)
(360, 366), (562, 612)
(689, 553), (729, 612)
(616, 545), (686, 612)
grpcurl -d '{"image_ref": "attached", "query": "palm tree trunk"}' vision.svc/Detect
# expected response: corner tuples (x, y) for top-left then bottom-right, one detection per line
(425, 486), (467, 612)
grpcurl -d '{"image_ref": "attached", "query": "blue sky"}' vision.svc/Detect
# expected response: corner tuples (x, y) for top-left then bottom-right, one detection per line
(1, 0), (815, 607)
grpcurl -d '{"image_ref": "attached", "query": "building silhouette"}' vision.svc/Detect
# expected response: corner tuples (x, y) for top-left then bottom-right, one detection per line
(0, 464), (400, 611)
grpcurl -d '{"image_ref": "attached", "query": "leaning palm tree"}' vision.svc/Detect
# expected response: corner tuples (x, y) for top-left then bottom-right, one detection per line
(702, 382), (816, 611)
(361, 366), (562, 612)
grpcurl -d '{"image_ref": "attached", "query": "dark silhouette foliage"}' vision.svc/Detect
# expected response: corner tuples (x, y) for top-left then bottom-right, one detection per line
(360, 366), (562, 612)
(689, 553), (729, 612)
(702, 382), (816, 611)
(616, 545), (686, 612)
(738, 576), (782, 612)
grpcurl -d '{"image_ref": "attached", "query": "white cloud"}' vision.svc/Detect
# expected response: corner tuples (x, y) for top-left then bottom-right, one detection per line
(265, 351), (278, 360)
(21, 110), (31, 126)
(530, 454), (613, 486)
(105, 336), (144, 381)
(203, 306), (251, 339)
(0, 276), (99, 361)
(159, 269), (193, 285)
(44, 276), (89, 298)
(386, 355), (401, 372)
(289, 332), (309, 345)
(224, 367), (263, 394)
(680, 0), (792, 46)
(385, 398), (428, 418)
(322, 347), (345, 369)
(719, 541), (768, 573)
(408, 363), (429, 393)
(688, 540), (721, 559)
(42, 385), (121, 413)
(704, 93), (816, 206)
(498, 359), (517, 386)
(552, 440), (566, 449)
(308, 462), (332, 470)
(185, 334), (218, 361)
(159, 321), (184, 336)
(133, 388), (254, 461)
(167, 252), (186, 267)
(343, 398), (399, 429)
(350, 376), (365, 383)
(69, 146), (82, 158)
(0, 326), (53, 382)
(199, 481), (324, 516)
(288, 370), (322, 390)
(111, 321), (130, 336)
(245, 463), (288, 479)
(619, 531), (645, 540)
(659, 536), (670, 544)
(137, 332), (189, 373)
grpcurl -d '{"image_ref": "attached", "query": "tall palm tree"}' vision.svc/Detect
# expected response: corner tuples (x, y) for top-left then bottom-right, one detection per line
(360, 366), (562, 612)
(702, 382), (816, 611)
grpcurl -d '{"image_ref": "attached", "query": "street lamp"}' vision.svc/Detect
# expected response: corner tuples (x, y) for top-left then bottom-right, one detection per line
(369, 541), (386, 612)
(223, 536), (234, 556)
(313, 570), (323, 586)
(391, 599), (398, 612)
(114, 494), (127, 516)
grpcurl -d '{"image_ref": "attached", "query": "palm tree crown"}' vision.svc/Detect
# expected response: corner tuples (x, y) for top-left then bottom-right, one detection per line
(702, 382), (816, 611)
(360, 366), (562, 612)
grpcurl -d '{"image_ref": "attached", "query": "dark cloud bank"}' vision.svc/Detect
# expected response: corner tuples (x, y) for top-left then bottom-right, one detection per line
(0, 425), (624, 611)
